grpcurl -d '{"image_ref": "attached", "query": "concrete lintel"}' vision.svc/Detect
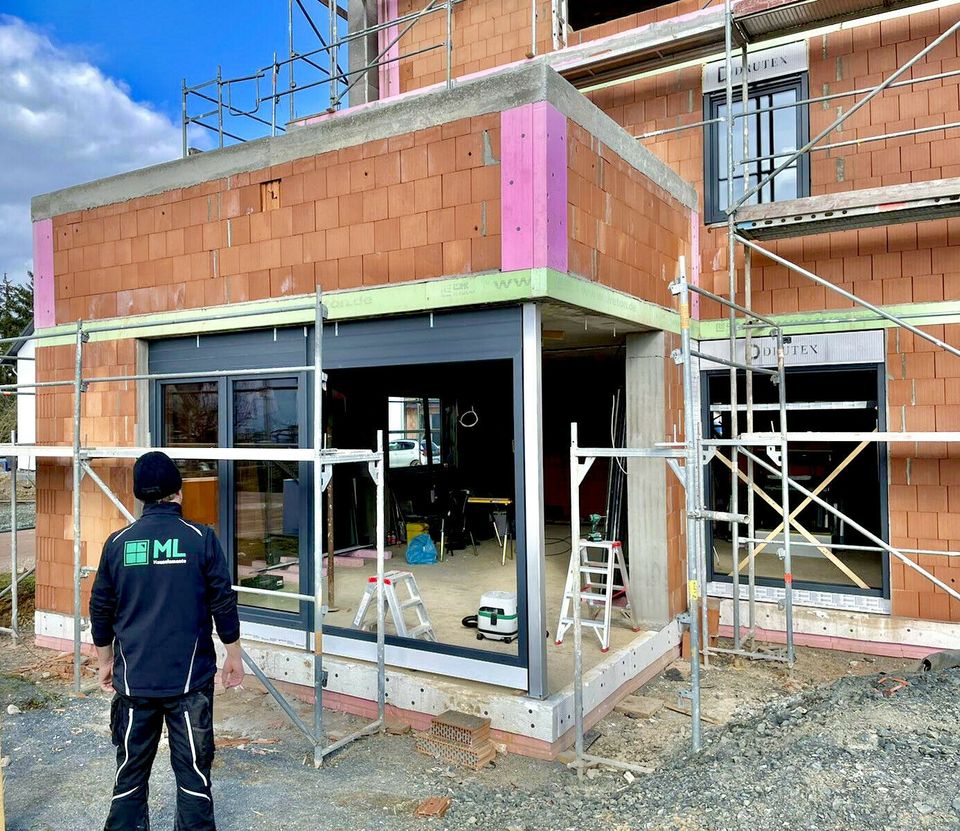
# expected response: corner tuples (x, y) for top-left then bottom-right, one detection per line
(33, 269), (681, 346)
(696, 298), (960, 340)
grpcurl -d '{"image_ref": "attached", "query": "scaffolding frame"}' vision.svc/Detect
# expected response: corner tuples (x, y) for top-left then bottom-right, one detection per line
(561, 0), (960, 767)
(180, 0), (464, 154)
(0, 294), (387, 768)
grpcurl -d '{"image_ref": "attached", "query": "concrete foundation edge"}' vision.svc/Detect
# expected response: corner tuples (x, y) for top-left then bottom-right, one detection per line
(34, 610), (680, 757)
(718, 599), (960, 657)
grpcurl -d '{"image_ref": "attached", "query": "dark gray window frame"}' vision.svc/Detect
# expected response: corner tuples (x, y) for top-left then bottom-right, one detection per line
(155, 372), (312, 633)
(701, 362), (890, 599)
(149, 308), (528, 671)
(703, 73), (811, 225)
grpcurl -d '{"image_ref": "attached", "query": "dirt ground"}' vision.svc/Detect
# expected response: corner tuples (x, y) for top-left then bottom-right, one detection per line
(0, 622), (956, 831)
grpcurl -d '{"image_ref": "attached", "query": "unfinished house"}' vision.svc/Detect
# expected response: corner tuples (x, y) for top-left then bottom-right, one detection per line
(10, 0), (960, 761)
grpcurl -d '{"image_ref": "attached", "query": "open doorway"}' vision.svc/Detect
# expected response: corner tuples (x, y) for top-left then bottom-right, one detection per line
(322, 359), (522, 660)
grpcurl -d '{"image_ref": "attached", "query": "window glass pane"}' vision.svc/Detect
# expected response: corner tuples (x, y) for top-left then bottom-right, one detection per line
(388, 396), (441, 468)
(163, 382), (218, 446)
(162, 382), (219, 529)
(234, 379), (298, 447)
(773, 165), (798, 201)
(773, 98), (798, 153)
(233, 378), (301, 612)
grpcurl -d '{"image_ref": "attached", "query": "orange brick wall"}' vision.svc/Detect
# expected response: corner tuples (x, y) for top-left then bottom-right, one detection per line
(568, 123), (691, 305)
(887, 324), (960, 622)
(34, 340), (138, 616)
(395, 0), (702, 94)
(584, 4), (960, 320)
(50, 116), (502, 323)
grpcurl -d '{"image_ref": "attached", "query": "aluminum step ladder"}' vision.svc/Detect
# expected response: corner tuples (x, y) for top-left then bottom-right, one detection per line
(555, 540), (633, 652)
(352, 570), (437, 642)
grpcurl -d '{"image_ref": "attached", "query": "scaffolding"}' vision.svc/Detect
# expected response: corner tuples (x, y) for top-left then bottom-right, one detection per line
(0, 295), (387, 768)
(562, 0), (960, 770)
(180, 0), (464, 154)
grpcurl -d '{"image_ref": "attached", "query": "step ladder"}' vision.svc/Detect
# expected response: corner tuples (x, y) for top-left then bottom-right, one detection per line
(352, 570), (437, 642)
(555, 540), (633, 652)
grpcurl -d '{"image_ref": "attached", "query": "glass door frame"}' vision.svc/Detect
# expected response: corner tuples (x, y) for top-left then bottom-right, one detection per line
(155, 372), (311, 631)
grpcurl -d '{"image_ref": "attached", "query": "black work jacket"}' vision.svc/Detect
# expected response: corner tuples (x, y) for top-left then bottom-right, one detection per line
(89, 501), (240, 697)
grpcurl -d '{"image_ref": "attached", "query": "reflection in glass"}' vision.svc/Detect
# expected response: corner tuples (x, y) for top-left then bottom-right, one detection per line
(387, 396), (441, 468)
(715, 85), (801, 215)
(162, 382), (219, 529)
(233, 378), (301, 612)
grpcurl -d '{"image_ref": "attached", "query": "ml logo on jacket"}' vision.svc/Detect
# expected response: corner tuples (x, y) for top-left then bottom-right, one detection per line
(123, 538), (187, 566)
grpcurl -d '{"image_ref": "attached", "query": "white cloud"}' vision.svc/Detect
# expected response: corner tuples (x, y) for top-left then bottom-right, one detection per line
(0, 16), (190, 283)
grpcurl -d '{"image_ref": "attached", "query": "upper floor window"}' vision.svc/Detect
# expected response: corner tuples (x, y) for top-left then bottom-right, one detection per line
(568, 0), (674, 31)
(704, 75), (810, 225)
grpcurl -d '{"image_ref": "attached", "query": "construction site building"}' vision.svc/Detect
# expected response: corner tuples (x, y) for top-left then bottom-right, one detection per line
(17, 0), (960, 758)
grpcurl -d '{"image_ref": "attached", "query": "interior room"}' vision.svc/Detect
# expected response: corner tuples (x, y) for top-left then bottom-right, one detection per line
(319, 358), (523, 657)
(706, 364), (887, 594)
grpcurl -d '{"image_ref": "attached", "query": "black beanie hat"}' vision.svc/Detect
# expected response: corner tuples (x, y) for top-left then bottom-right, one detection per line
(133, 451), (183, 502)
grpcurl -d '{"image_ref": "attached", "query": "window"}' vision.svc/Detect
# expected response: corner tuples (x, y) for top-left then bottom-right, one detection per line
(568, 0), (673, 31)
(387, 396), (441, 468)
(233, 378), (301, 613)
(704, 365), (887, 595)
(704, 76), (809, 225)
(158, 375), (307, 621)
(161, 381), (220, 530)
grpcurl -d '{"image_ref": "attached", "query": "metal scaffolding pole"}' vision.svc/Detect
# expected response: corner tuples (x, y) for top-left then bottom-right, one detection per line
(313, 293), (326, 768)
(72, 321), (85, 692)
(676, 256), (703, 751)
(8, 432), (18, 640)
(568, 424), (685, 772)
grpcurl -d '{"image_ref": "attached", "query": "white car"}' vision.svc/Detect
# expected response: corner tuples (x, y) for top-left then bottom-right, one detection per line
(388, 439), (440, 467)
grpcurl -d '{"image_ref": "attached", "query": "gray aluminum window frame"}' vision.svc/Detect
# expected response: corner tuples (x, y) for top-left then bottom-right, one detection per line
(704, 73), (811, 225)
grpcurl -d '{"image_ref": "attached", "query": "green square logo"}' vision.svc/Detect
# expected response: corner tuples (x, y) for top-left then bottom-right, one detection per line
(123, 540), (150, 566)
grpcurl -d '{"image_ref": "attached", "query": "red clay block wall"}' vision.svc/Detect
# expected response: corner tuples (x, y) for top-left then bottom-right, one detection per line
(49, 116), (502, 324)
(584, 3), (960, 320)
(567, 122), (691, 306)
(887, 324), (960, 622)
(394, 0), (702, 95)
(34, 340), (138, 616)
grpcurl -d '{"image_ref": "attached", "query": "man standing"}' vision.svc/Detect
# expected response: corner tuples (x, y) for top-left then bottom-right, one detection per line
(90, 451), (244, 831)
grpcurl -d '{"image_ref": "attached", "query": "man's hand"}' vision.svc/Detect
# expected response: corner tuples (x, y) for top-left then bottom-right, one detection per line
(96, 644), (115, 693)
(221, 641), (244, 689)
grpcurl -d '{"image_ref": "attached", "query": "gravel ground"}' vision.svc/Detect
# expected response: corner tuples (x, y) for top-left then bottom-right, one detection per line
(0, 471), (36, 532)
(1, 640), (959, 830)
(0, 502), (35, 532)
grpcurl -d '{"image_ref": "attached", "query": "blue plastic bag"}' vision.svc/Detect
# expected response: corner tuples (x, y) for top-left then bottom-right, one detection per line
(405, 533), (437, 565)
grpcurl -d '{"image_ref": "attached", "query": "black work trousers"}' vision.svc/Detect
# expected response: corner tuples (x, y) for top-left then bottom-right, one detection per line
(103, 682), (217, 831)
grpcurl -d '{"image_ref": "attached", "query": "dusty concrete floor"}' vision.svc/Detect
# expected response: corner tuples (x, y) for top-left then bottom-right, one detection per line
(712, 539), (883, 589)
(241, 532), (642, 695)
(0, 627), (928, 831)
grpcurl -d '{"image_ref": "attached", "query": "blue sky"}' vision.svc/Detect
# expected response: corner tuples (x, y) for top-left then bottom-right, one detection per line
(0, 2), (342, 284)
(4, 1), (305, 122)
